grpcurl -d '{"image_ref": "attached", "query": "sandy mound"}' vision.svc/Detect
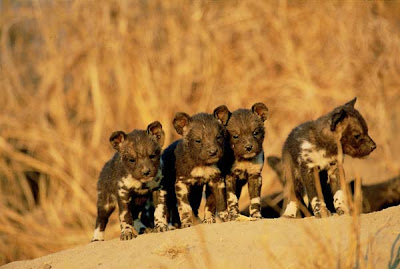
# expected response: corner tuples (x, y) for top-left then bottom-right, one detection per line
(2, 206), (399, 269)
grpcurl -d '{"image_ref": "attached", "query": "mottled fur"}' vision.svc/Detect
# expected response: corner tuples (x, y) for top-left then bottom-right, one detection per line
(162, 112), (229, 228)
(215, 102), (268, 220)
(281, 98), (376, 218)
(92, 121), (168, 241)
(267, 155), (400, 215)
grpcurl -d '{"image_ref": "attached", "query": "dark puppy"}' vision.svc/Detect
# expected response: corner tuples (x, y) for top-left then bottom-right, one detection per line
(214, 103), (268, 220)
(281, 98), (376, 218)
(92, 121), (167, 241)
(162, 112), (229, 228)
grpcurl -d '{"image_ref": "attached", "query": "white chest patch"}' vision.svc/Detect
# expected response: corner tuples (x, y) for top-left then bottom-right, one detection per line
(118, 174), (142, 190)
(232, 152), (264, 174)
(300, 141), (336, 170)
(190, 165), (220, 179)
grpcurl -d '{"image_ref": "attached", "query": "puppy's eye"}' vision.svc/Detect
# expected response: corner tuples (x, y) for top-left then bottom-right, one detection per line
(232, 134), (239, 139)
(354, 134), (361, 139)
(195, 139), (201, 144)
(149, 154), (157, 160)
(128, 158), (136, 163)
(253, 130), (259, 136)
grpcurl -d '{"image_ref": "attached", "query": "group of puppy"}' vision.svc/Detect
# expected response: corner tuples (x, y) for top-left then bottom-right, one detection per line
(91, 98), (379, 241)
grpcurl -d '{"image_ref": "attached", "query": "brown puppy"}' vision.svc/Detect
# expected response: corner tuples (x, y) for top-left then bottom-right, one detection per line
(162, 112), (229, 228)
(281, 98), (376, 218)
(215, 103), (268, 220)
(92, 121), (167, 241)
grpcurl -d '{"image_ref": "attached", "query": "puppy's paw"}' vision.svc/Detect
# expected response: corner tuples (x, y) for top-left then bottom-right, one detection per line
(154, 224), (169, 233)
(181, 223), (192, 229)
(120, 227), (137, 240)
(203, 217), (216, 224)
(250, 211), (262, 219)
(314, 207), (331, 218)
(217, 211), (229, 222)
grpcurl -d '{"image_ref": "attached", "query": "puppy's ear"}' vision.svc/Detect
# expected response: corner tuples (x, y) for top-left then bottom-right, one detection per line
(252, 102), (269, 122)
(109, 131), (126, 151)
(173, 112), (191, 136)
(331, 109), (347, 131)
(213, 105), (231, 126)
(344, 97), (357, 108)
(147, 121), (165, 148)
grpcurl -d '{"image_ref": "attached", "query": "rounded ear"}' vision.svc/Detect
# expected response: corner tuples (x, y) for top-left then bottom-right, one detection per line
(109, 131), (126, 151)
(147, 121), (165, 148)
(173, 112), (191, 136)
(252, 102), (269, 122)
(213, 105), (231, 126)
(344, 97), (357, 108)
(330, 109), (347, 131)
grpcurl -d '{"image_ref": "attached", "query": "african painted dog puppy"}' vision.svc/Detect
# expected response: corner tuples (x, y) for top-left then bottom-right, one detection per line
(162, 111), (229, 228)
(91, 121), (168, 241)
(214, 103), (268, 220)
(281, 98), (376, 218)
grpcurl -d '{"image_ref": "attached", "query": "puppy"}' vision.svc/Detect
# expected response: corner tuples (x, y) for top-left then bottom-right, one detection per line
(214, 102), (268, 220)
(281, 98), (376, 218)
(162, 111), (229, 228)
(92, 121), (167, 241)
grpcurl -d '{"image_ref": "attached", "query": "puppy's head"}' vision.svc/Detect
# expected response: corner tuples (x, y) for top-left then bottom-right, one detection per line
(215, 102), (268, 160)
(330, 97), (376, 158)
(110, 121), (164, 182)
(173, 112), (226, 165)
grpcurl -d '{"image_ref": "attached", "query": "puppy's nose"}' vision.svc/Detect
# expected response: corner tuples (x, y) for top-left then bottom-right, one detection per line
(245, 145), (253, 152)
(142, 169), (151, 177)
(208, 149), (218, 157)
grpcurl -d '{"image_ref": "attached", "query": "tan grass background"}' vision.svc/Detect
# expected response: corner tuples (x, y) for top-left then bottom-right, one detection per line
(0, 0), (400, 265)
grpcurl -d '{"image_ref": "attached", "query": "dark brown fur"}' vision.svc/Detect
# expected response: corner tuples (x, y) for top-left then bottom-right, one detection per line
(161, 112), (229, 228)
(281, 98), (376, 218)
(92, 121), (167, 241)
(215, 102), (268, 220)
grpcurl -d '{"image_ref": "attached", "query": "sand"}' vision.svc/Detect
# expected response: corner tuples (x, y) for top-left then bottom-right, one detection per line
(2, 206), (399, 269)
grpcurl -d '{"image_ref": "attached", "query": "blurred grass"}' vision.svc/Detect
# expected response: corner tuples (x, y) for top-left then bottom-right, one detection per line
(0, 0), (400, 265)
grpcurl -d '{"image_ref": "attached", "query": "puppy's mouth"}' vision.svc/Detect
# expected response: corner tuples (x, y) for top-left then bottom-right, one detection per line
(242, 152), (256, 159)
(205, 157), (220, 164)
(139, 177), (154, 183)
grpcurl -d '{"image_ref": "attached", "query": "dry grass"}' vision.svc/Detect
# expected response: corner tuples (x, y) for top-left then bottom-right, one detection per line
(1, 0), (400, 265)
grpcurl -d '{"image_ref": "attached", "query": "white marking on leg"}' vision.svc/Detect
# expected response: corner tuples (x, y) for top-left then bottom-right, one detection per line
(283, 201), (298, 217)
(250, 197), (261, 205)
(303, 194), (309, 207)
(154, 203), (167, 225)
(92, 227), (104, 241)
(176, 181), (189, 195)
(334, 190), (349, 213)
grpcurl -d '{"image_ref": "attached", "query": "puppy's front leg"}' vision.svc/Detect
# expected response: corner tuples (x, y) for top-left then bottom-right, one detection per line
(209, 176), (229, 222)
(175, 179), (193, 228)
(303, 167), (331, 218)
(153, 189), (169, 232)
(225, 174), (239, 220)
(117, 188), (137, 240)
(248, 173), (262, 218)
(329, 167), (349, 215)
